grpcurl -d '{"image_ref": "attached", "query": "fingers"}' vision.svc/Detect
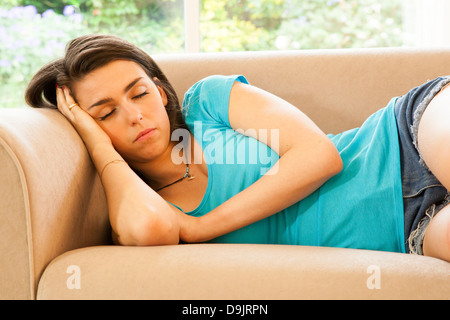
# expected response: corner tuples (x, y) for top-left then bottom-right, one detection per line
(56, 86), (79, 121)
(55, 86), (113, 150)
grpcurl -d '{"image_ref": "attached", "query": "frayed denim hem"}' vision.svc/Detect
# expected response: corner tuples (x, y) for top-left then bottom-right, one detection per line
(408, 194), (450, 255)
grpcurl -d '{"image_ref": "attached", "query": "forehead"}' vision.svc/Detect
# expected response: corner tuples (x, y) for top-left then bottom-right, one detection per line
(73, 60), (150, 99)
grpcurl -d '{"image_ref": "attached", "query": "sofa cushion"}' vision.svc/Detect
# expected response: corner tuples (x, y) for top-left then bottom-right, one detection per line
(37, 244), (450, 300)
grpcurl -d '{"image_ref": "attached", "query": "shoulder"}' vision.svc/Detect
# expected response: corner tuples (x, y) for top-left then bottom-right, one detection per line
(181, 75), (249, 126)
(183, 75), (248, 105)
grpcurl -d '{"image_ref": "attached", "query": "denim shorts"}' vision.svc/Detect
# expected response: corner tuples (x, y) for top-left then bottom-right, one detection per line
(394, 76), (450, 254)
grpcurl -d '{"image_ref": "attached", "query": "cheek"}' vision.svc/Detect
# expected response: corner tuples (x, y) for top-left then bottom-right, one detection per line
(99, 124), (127, 149)
(158, 110), (172, 143)
(145, 100), (171, 130)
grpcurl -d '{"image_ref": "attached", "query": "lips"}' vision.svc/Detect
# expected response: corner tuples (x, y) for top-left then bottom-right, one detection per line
(134, 128), (155, 142)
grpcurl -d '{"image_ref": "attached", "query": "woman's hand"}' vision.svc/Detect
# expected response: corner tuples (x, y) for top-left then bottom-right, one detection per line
(56, 86), (180, 246)
(56, 86), (112, 152)
(175, 210), (202, 243)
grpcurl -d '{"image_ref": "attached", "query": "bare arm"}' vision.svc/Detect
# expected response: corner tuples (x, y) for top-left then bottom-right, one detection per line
(180, 81), (343, 243)
(56, 87), (179, 246)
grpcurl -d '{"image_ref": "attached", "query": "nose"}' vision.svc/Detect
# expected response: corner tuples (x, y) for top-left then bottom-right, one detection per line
(123, 103), (144, 125)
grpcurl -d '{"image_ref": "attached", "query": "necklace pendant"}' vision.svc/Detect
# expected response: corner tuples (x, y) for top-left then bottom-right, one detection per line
(187, 174), (195, 181)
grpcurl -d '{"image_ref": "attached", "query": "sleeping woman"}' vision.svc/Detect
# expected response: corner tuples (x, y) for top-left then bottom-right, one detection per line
(25, 34), (450, 262)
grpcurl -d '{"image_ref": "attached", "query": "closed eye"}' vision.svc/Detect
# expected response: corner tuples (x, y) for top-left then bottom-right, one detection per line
(132, 92), (149, 100)
(98, 108), (116, 121)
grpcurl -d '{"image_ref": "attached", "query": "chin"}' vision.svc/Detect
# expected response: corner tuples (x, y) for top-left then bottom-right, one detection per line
(127, 144), (170, 164)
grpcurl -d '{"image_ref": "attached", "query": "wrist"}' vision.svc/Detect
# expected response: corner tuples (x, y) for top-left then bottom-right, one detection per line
(85, 137), (114, 156)
(179, 213), (204, 243)
(89, 141), (115, 158)
(90, 143), (124, 173)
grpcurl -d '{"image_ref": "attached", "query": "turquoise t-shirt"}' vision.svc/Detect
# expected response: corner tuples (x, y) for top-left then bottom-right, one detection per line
(180, 75), (405, 253)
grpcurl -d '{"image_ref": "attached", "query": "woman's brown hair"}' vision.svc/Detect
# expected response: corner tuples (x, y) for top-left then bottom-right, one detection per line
(25, 34), (187, 133)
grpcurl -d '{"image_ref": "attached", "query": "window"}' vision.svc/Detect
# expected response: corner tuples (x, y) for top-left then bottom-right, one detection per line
(1, 0), (449, 108)
(198, 0), (403, 51)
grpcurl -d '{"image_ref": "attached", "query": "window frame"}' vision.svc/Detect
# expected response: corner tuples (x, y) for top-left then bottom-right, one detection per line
(184, 0), (201, 52)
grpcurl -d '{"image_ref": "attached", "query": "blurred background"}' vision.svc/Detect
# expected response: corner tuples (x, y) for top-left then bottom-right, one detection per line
(1, 0), (449, 108)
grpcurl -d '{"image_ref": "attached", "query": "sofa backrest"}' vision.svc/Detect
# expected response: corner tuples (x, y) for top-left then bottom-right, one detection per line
(155, 47), (450, 134)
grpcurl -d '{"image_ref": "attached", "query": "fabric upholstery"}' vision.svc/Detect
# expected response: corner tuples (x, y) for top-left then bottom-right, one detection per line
(37, 244), (449, 300)
(0, 108), (110, 299)
(1, 48), (449, 300)
(156, 47), (450, 134)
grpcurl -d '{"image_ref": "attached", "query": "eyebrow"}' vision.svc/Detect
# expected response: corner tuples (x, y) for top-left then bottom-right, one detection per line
(88, 77), (144, 110)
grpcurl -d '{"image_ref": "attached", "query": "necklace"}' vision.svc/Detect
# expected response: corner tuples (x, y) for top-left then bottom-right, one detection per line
(155, 163), (195, 192)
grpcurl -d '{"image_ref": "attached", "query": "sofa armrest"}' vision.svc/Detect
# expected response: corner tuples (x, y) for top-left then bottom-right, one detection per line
(37, 244), (450, 300)
(0, 107), (110, 299)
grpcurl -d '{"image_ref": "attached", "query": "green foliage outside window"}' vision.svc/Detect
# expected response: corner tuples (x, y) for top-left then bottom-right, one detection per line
(0, 0), (403, 108)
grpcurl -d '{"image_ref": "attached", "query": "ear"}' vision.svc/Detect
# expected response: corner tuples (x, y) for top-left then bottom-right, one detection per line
(153, 77), (168, 107)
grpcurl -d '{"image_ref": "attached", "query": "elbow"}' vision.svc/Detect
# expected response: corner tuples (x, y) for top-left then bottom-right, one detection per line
(330, 148), (343, 176)
(321, 140), (343, 178)
(136, 215), (180, 246)
(119, 211), (180, 246)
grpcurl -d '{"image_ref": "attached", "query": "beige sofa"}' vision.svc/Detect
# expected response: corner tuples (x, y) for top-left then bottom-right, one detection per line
(1, 48), (449, 300)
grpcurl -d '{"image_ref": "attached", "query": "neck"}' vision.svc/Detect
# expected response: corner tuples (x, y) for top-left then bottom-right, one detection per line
(129, 136), (192, 190)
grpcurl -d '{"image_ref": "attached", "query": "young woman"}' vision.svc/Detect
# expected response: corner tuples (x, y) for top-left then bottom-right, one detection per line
(26, 34), (450, 262)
